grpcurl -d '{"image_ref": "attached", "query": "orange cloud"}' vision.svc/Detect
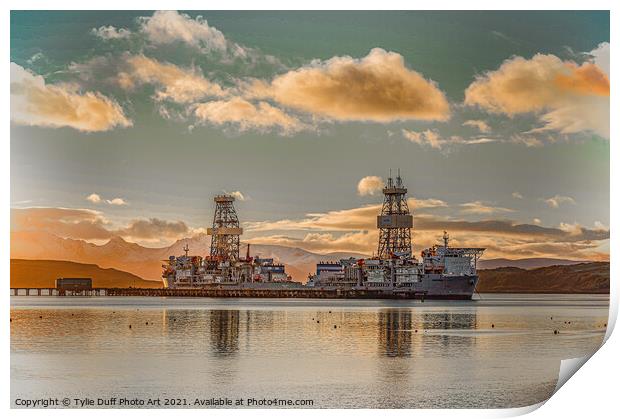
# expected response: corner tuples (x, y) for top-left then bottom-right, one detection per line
(11, 207), (189, 242)
(465, 54), (609, 138)
(117, 55), (226, 103)
(194, 97), (304, 133)
(251, 48), (450, 122)
(11, 63), (131, 132)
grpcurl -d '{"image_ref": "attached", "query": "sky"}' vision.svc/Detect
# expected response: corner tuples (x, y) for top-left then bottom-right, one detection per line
(10, 11), (610, 260)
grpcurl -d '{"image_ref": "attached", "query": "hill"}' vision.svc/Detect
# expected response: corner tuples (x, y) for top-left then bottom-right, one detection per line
(477, 262), (609, 293)
(10, 259), (162, 289)
(477, 257), (587, 270)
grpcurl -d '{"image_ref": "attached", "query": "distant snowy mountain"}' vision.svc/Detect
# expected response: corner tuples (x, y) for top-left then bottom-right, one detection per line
(11, 231), (591, 281)
(10, 232), (366, 281)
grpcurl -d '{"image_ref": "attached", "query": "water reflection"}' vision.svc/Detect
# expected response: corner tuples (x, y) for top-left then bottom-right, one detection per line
(209, 310), (239, 355)
(378, 310), (412, 357)
(377, 310), (481, 357)
(10, 297), (608, 408)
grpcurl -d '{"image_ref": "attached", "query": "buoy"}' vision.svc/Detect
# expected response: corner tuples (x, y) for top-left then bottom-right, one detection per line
(554, 330), (558, 334)
(568, 321), (571, 324)
(39, 315), (42, 319)
(146, 322), (149, 325)
(329, 311), (332, 313)
(414, 329), (418, 333)
(550, 317), (553, 320)
(10, 318), (12, 322)
(334, 325), (337, 329)
(491, 324), (495, 328)
(317, 320), (320, 323)
(129, 325), (132, 329)
(605, 323), (607, 327)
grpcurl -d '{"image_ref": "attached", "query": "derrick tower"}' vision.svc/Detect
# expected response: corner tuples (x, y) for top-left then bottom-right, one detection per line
(207, 195), (243, 262)
(377, 170), (413, 259)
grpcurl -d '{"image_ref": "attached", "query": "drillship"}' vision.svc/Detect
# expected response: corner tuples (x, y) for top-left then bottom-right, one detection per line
(162, 195), (294, 288)
(307, 172), (485, 299)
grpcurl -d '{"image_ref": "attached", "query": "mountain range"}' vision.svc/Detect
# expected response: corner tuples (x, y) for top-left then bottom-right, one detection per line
(11, 231), (590, 282)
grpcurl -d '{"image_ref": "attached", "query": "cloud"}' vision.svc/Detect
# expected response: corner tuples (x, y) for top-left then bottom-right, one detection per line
(117, 55), (226, 103)
(533, 218), (541, 225)
(86, 193), (102, 203)
(193, 97), (304, 134)
(249, 231), (376, 254)
(91, 25), (132, 40)
(11, 207), (189, 241)
(117, 218), (189, 239)
(512, 192), (523, 199)
(251, 48), (450, 122)
(588, 42), (609, 76)
(463, 119), (491, 133)
(247, 208), (609, 259)
(510, 134), (543, 148)
(86, 193), (127, 206)
(464, 53), (609, 138)
(460, 201), (514, 215)
(357, 176), (385, 196)
(106, 198), (127, 206)
(11, 207), (113, 240)
(229, 191), (246, 201)
(10, 63), (131, 132)
(138, 11), (228, 52)
(245, 197), (446, 233)
(402, 129), (491, 150)
(402, 129), (444, 149)
(544, 195), (576, 208)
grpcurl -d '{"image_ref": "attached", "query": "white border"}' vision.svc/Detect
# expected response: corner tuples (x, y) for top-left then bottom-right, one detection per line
(3, 2), (617, 419)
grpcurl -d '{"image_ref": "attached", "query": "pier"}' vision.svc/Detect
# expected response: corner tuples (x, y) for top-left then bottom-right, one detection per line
(8, 287), (449, 299)
(10, 288), (107, 296)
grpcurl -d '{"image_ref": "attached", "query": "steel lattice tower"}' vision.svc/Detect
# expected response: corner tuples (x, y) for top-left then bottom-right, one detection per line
(207, 195), (243, 262)
(377, 171), (413, 259)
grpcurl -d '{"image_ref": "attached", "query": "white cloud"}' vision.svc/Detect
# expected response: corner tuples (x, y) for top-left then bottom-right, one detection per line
(460, 201), (514, 215)
(106, 198), (127, 206)
(511, 134), (543, 148)
(463, 119), (491, 133)
(533, 218), (542, 225)
(512, 192), (523, 199)
(589, 42), (609, 76)
(357, 176), (385, 196)
(91, 25), (132, 40)
(138, 11), (228, 52)
(544, 195), (576, 208)
(86, 193), (102, 203)
(10, 63), (131, 132)
(229, 191), (246, 201)
(402, 129), (489, 150)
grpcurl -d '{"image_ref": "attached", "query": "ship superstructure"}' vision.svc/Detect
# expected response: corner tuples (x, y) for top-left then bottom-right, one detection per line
(163, 194), (292, 288)
(307, 172), (485, 299)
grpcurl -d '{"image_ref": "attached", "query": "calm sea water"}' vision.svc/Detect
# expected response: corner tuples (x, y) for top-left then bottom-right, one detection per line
(10, 294), (608, 408)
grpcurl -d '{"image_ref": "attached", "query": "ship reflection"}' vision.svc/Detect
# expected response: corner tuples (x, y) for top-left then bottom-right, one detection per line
(209, 310), (240, 356)
(378, 309), (479, 357)
(379, 310), (412, 357)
